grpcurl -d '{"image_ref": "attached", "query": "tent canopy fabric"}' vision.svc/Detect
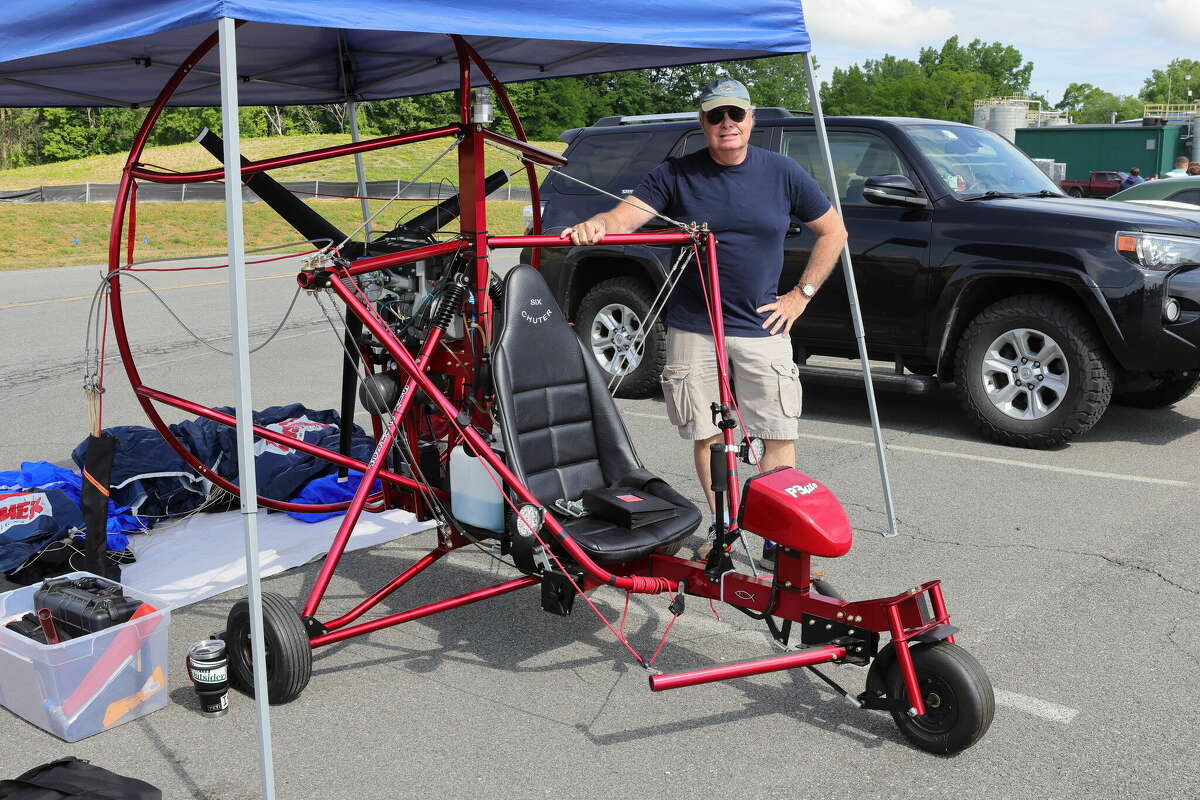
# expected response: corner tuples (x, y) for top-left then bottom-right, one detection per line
(0, 1), (810, 107)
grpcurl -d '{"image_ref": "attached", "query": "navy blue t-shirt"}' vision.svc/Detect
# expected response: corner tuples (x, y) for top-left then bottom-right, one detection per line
(633, 145), (831, 337)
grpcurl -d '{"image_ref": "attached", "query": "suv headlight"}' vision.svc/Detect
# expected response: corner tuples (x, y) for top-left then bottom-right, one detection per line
(1116, 232), (1200, 271)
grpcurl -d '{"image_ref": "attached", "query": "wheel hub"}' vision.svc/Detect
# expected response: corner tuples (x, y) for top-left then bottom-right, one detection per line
(980, 327), (1068, 421)
(590, 302), (644, 375)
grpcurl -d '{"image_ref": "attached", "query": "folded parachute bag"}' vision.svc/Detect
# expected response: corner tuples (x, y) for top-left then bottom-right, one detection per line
(172, 403), (373, 502)
(72, 426), (208, 526)
(0, 488), (85, 573)
(1, 462), (136, 548)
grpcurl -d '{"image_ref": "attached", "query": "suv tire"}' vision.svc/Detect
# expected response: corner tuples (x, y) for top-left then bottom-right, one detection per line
(954, 295), (1113, 448)
(1112, 371), (1200, 409)
(576, 275), (666, 399)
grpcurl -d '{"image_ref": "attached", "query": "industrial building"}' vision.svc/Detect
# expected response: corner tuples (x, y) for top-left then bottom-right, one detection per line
(972, 97), (1198, 181)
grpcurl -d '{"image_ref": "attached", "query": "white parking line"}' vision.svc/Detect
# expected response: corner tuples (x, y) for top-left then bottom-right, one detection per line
(620, 412), (1192, 488)
(993, 689), (1079, 723)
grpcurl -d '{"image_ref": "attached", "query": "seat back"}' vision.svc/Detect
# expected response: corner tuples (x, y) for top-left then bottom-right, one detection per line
(490, 265), (641, 506)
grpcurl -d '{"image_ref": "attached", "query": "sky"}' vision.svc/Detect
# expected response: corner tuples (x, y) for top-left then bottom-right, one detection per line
(803, 0), (1200, 106)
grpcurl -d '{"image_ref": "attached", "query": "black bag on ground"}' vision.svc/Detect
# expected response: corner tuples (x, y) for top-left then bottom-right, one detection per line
(0, 756), (160, 799)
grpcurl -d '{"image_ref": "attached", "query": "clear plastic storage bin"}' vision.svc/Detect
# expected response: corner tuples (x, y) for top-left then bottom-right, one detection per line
(0, 572), (169, 741)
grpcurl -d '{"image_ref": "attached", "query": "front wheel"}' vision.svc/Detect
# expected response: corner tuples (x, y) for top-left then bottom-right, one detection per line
(955, 295), (1113, 448)
(226, 592), (312, 704)
(575, 276), (666, 399)
(881, 641), (994, 755)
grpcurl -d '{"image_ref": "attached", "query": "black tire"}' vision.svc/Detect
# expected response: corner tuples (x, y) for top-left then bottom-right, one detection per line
(1067, 187), (1083, 198)
(882, 641), (994, 755)
(954, 295), (1113, 448)
(1113, 372), (1200, 409)
(225, 592), (312, 704)
(575, 276), (666, 399)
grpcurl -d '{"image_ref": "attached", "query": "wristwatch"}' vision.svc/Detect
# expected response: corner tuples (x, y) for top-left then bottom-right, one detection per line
(799, 283), (817, 298)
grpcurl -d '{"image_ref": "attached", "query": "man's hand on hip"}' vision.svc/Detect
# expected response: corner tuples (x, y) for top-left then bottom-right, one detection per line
(757, 288), (809, 336)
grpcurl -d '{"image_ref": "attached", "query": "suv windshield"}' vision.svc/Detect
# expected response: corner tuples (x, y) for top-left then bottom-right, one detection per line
(907, 124), (1060, 198)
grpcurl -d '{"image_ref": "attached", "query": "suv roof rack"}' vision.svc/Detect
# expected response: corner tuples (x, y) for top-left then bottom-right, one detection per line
(591, 107), (807, 126)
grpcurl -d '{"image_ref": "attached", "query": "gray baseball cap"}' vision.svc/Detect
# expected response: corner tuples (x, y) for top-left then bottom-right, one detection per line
(697, 78), (752, 112)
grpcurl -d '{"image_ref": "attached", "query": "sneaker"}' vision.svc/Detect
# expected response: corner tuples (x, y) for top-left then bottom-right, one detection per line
(695, 523), (718, 560)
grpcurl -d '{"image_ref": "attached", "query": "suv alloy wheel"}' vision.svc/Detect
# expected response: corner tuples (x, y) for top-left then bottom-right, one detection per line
(575, 275), (667, 398)
(955, 295), (1114, 448)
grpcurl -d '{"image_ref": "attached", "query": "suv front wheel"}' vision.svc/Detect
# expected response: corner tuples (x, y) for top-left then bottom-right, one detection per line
(576, 276), (666, 398)
(955, 295), (1114, 448)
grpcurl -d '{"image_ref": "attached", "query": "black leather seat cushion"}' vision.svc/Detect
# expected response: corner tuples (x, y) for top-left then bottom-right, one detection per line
(491, 266), (700, 564)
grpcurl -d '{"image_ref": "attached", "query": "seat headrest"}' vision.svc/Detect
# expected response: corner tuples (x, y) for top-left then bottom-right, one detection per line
(495, 264), (572, 348)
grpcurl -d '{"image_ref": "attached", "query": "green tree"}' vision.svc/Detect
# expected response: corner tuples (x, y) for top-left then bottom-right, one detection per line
(1139, 58), (1200, 106)
(1056, 82), (1141, 123)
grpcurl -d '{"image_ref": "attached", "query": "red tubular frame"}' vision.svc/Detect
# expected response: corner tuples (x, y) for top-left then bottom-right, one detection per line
(103, 27), (954, 717)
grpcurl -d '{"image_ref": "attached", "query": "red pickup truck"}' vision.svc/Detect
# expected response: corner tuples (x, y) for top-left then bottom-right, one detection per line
(1060, 171), (1125, 198)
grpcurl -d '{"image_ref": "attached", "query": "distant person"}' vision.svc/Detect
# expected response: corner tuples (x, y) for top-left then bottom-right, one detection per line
(1164, 156), (1190, 178)
(1188, 162), (1200, 177)
(1118, 168), (1144, 189)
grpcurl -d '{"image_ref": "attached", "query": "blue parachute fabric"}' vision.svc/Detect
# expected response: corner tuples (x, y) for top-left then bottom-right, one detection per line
(169, 403), (375, 503)
(71, 426), (207, 525)
(0, 2), (810, 107)
(0, 462), (134, 552)
(286, 471), (383, 523)
(0, 484), (87, 573)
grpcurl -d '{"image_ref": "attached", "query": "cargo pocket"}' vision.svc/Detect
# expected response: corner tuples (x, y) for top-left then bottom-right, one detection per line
(660, 364), (693, 428)
(773, 361), (803, 418)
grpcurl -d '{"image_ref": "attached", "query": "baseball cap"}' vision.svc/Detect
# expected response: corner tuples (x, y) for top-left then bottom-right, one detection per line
(697, 79), (752, 112)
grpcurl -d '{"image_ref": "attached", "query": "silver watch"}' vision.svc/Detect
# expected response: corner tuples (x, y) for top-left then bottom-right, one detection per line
(800, 283), (817, 298)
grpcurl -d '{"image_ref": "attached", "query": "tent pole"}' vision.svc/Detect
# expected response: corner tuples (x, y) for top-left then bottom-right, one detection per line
(218, 18), (279, 799)
(801, 51), (899, 538)
(347, 101), (372, 237)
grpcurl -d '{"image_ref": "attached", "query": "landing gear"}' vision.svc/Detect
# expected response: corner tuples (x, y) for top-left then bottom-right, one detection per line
(225, 593), (312, 704)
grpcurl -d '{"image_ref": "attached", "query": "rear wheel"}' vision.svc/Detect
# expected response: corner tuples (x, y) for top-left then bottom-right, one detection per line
(1113, 371), (1200, 409)
(576, 276), (665, 399)
(881, 641), (994, 755)
(225, 592), (312, 704)
(1067, 187), (1083, 198)
(955, 295), (1113, 448)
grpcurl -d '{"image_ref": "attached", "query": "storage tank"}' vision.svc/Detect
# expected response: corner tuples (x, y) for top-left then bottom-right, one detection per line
(1043, 114), (1069, 127)
(1193, 114), (1200, 161)
(988, 104), (1027, 142)
(972, 103), (991, 129)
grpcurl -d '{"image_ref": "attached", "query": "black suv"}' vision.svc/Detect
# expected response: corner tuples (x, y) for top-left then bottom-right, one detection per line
(522, 109), (1200, 448)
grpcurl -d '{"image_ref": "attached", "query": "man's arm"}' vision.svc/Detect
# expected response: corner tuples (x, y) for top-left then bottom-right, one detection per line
(756, 206), (849, 336)
(560, 196), (658, 245)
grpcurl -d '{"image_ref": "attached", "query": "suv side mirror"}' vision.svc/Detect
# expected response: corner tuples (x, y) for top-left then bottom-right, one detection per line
(863, 175), (929, 208)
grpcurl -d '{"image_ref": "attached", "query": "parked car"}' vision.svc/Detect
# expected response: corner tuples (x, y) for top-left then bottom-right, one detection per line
(1060, 171), (1126, 198)
(1109, 175), (1200, 210)
(522, 111), (1200, 448)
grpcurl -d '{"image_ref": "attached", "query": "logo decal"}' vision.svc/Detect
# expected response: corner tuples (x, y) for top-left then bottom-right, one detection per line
(521, 297), (554, 325)
(0, 491), (50, 534)
(784, 482), (819, 498)
(734, 589), (757, 602)
(256, 415), (335, 456)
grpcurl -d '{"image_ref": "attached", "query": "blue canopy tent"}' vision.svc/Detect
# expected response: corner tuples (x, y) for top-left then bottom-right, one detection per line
(0, 4), (897, 795)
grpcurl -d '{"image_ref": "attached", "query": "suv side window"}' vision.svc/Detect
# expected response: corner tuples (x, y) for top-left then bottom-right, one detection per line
(549, 132), (656, 196)
(782, 130), (915, 204)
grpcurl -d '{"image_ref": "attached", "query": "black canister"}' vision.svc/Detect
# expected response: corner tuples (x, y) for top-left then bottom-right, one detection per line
(186, 639), (229, 717)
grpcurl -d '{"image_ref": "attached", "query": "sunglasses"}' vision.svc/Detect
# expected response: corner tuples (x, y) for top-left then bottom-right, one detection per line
(704, 106), (748, 125)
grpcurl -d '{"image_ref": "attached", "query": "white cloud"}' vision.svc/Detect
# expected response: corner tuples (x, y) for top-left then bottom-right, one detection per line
(805, 0), (955, 49)
(1149, 0), (1200, 46)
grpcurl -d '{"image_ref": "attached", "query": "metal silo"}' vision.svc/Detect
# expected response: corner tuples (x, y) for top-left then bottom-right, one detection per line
(1192, 113), (1200, 161)
(989, 104), (1027, 143)
(972, 102), (991, 129)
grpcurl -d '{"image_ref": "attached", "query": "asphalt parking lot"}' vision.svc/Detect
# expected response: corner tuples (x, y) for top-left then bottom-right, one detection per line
(1, 256), (1197, 799)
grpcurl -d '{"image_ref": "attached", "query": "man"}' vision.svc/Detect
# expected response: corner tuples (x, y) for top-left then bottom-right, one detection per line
(1188, 162), (1200, 177)
(561, 78), (848, 560)
(1164, 156), (1190, 178)
(1118, 167), (1144, 190)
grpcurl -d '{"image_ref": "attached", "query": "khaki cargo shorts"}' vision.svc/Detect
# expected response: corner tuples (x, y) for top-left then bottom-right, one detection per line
(660, 327), (802, 441)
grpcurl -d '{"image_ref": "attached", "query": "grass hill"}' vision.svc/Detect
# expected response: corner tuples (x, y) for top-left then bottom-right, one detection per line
(0, 134), (566, 269)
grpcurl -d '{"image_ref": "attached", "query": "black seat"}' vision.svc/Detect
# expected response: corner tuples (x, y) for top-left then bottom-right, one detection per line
(490, 265), (701, 564)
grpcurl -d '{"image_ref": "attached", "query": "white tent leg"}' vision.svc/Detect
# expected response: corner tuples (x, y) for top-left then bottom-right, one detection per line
(218, 18), (278, 799)
(802, 51), (899, 538)
(347, 101), (373, 239)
